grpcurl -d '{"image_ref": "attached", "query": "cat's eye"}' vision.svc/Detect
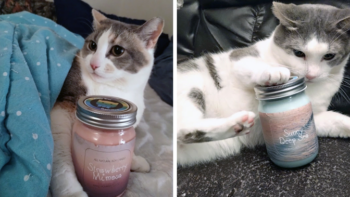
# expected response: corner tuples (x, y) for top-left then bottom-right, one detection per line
(323, 53), (335, 61)
(88, 41), (97, 51)
(293, 49), (305, 58)
(111, 45), (125, 57)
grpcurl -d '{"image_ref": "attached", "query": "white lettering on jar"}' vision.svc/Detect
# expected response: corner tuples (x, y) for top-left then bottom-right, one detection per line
(279, 129), (309, 145)
(88, 163), (127, 181)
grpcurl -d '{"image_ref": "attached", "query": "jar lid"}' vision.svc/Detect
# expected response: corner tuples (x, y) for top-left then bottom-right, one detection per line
(254, 76), (307, 100)
(76, 95), (137, 129)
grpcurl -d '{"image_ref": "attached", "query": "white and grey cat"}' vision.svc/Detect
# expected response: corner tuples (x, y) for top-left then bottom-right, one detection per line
(177, 2), (350, 165)
(49, 10), (163, 196)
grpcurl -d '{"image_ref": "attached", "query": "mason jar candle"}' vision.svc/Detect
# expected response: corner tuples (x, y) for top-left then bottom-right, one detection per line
(254, 76), (318, 168)
(72, 95), (137, 197)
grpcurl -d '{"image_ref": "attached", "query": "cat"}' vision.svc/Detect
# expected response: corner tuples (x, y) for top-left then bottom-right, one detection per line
(49, 10), (163, 197)
(177, 2), (350, 166)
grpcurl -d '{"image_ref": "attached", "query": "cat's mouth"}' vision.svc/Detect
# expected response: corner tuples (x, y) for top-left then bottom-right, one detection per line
(91, 72), (104, 79)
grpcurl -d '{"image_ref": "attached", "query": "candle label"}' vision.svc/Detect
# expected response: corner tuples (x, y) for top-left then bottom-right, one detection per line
(72, 133), (135, 197)
(259, 102), (318, 162)
(84, 97), (130, 112)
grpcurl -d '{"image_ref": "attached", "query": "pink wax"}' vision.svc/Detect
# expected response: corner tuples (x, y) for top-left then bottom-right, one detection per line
(71, 96), (137, 197)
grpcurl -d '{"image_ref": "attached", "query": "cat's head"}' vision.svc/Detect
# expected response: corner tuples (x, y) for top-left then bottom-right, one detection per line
(79, 10), (164, 83)
(272, 2), (350, 82)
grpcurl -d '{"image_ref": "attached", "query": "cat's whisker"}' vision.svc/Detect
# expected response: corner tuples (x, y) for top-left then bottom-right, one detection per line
(338, 88), (350, 103)
(342, 79), (350, 86)
(329, 26), (350, 46)
(75, 17), (95, 32)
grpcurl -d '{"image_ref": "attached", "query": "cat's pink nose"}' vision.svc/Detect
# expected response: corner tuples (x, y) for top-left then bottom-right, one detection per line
(306, 74), (316, 80)
(91, 64), (99, 70)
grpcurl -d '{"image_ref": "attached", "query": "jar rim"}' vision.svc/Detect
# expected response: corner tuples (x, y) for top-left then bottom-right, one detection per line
(76, 95), (137, 129)
(254, 76), (307, 100)
(75, 113), (134, 130)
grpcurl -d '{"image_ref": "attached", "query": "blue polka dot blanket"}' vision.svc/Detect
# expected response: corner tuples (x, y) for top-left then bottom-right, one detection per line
(0, 12), (84, 197)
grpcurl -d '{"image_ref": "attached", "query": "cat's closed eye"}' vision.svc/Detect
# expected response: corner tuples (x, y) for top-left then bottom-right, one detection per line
(110, 45), (125, 57)
(88, 41), (97, 51)
(323, 53), (335, 61)
(293, 49), (305, 58)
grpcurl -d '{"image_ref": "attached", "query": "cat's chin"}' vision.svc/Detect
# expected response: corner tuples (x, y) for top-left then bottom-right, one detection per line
(90, 73), (108, 82)
(89, 73), (119, 84)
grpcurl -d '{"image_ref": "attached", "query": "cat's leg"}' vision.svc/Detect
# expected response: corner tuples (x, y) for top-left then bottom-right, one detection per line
(231, 56), (291, 87)
(314, 111), (350, 137)
(131, 154), (151, 172)
(50, 103), (87, 197)
(178, 111), (256, 144)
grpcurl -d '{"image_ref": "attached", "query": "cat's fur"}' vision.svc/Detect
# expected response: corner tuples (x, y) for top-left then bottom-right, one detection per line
(177, 2), (350, 166)
(49, 10), (163, 197)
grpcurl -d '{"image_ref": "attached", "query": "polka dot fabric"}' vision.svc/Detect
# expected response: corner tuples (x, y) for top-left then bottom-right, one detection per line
(0, 12), (84, 197)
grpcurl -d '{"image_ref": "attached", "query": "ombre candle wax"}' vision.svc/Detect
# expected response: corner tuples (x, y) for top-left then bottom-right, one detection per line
(255, 76), (318, 168)
(72, 96), (137, 197)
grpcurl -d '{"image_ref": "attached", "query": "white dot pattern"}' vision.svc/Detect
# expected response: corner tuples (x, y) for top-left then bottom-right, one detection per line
(16, 111), (22, 116)
(3, 72), (7, 76)
(37, 62), (41, 66)
(25, 77), (30, 80)
(32, 133), (38, 140)
(24, 174), (30, 181)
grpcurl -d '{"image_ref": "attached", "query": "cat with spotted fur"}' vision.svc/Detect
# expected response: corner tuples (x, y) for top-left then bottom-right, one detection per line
(50, 10), (163, 196)
(177, 2), (350, 165)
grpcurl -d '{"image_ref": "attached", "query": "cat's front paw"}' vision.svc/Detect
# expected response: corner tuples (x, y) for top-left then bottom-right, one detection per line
(256, 67), (290, 86)
(131, 155), (151, 172)
(230, 111), (255, 136)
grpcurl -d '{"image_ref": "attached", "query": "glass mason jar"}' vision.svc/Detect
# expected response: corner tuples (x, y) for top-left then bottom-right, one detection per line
(72, 95), (137, 197)
(254, 76), (318, 168)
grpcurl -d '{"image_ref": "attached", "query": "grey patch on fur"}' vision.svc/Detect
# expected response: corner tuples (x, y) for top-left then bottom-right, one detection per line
(188, 88), (206, 113)
(181, 130), (212, 143)
(204, 54), (222, 90)
(230, 46), (259, 61)
(272, 3), (350, 66)
(177, 60), (199, 72)
(57, 56), (87, 104)
(81, 19), (150, 74)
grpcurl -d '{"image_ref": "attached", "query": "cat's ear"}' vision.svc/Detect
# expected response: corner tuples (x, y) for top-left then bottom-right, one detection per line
(92, 9), (107, 29)
(335, 9), (350, 32)
(272, 2), (302, 30)
(137, 18), (164, 49)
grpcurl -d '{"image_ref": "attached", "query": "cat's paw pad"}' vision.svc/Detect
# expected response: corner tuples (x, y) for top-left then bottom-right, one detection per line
(131, 155), (151, 172)
(257, 67), (290, 86)
(231, 111), (255, 135)
(65, 191), (88, 197)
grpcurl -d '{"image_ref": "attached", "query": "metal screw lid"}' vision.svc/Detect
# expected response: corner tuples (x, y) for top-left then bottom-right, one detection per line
(76, 95), (137, 129)
(254, 76), (307, 100)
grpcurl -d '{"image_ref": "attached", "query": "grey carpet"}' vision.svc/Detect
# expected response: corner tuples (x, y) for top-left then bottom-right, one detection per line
(177, 137), (350, 197)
